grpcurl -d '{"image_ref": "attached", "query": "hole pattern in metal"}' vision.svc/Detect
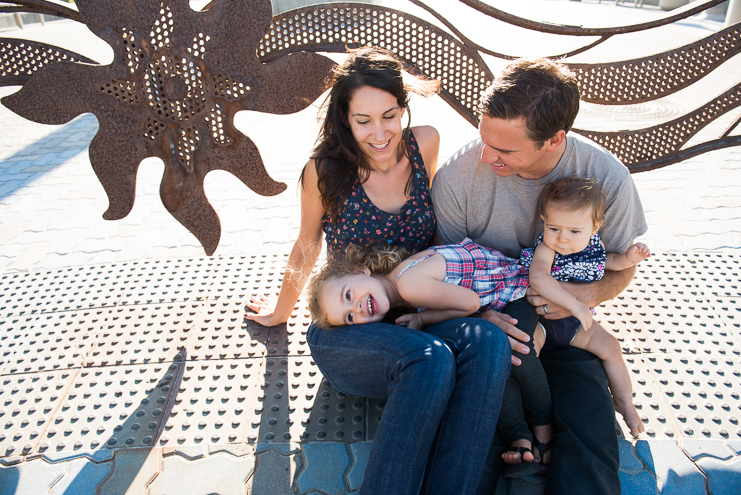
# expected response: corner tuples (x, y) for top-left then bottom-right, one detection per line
(575, 83), (741, 168)
(0, 38), (97, 87)
(260, 4), (494, 126)
(569, 25), (741, 105)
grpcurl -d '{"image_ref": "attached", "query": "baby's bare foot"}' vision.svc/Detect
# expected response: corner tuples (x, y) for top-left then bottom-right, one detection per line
(614, 396), (645, 437)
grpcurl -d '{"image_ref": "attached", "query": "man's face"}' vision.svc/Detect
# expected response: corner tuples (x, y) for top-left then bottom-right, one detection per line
(478, 115), (558, 180)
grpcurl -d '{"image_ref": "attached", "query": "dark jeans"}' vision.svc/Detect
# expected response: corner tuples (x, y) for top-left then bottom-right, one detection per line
(308, 317), (511, 495)
(478, 301), (621, 495)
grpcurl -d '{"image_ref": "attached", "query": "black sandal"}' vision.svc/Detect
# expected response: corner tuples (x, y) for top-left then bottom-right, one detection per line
(502, 446), (534, 465)
(533, 437), (553, 467)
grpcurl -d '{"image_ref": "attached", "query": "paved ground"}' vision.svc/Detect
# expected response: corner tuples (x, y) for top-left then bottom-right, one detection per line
(0, 0), (740, 493)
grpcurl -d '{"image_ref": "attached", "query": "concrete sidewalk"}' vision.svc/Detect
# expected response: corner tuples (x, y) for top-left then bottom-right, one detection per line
(0, 1), (740, 494)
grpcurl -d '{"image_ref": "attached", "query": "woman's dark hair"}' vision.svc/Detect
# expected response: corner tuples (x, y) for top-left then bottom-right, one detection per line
(478, 58), (580, 148)
(300, 46), (439, 222)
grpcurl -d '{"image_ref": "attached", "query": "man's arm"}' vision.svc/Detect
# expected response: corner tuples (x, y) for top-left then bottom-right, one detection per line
(526, 265), (635, 320)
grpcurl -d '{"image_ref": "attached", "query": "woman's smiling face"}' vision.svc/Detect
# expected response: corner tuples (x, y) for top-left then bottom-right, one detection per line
(320, 269), (391, 326)
(347, 85), (405, 168)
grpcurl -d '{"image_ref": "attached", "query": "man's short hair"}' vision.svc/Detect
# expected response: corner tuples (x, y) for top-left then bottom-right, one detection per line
(478, 58), (580, 148)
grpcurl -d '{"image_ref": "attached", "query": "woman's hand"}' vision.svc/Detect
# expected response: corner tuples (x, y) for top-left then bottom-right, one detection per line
(245, 295), (289, 327)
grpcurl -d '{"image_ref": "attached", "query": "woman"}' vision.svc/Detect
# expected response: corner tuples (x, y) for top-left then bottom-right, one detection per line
(246, 47), (510, 495)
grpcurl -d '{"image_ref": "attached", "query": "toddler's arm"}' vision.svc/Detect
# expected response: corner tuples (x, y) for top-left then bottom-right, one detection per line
(396, 308), (476, 331)
(528, 242), (593, 330)
(606, 242), (651, 271)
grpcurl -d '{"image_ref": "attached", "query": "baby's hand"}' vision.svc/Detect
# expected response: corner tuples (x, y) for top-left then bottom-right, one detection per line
(570, 301), (593, 331)
(626, 243), (651, 265)
(396, 313), (424, 331)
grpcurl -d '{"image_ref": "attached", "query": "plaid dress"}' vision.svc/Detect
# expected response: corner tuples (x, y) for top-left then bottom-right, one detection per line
(397, 238), (529, 312)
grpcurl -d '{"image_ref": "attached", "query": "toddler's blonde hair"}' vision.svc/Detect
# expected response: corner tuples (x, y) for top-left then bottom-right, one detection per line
(307, 244), (410, 329)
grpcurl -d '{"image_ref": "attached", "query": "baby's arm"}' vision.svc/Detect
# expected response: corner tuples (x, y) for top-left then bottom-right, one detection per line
(606, 242), (651, 271)
(529, 243), (594, 330)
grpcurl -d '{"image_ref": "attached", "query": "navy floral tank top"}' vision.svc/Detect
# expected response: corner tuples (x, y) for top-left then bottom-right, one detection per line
(322, 130), (436, 259)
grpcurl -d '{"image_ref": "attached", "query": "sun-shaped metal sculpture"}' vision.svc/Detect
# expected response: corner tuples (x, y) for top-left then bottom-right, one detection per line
(2, 0), (335, 255)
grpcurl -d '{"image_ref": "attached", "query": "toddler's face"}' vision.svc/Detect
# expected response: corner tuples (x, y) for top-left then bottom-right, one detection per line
(321, 270), (390, 326)
(542, 205), (600, 255)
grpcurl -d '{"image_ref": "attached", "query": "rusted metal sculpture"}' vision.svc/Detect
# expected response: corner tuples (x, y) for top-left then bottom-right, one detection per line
(1, 0), (740, 253)
(1, 0), (335, 255)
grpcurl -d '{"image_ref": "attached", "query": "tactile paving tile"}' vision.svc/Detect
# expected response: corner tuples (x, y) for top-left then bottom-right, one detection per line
(0, 266), (126, 317)
(160, 359), (263, 446)
(265, 309), (312, 358)
(594, 297), (641, 354)
(115, 259), (218, 305)
(645, 355), (741, 440)
(0, 309), (109, 375)
(612, 295), (739, 357)
(630, 255), (700, 297)
(187, 300), (269, 360)
(38, 363), (180, 453)
(0, 370), (76, 457)
(708, 297), (741, 343)
(209, 254), (290, 300)
(83, 303), (201, 367)
(681, 253), (740, 298)
(623, 355), (681, 439)
(248, 357), (366, 444)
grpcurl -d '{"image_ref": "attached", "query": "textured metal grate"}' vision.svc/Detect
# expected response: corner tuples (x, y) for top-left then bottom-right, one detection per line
(260, 4), (494, 127)
(569, 24), (741, 105)
(0, 38), (97, 87)
(0, 253), (739, 461)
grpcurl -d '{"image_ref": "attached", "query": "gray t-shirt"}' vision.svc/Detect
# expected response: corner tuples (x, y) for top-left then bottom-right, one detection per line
(432, 133), (647, 259)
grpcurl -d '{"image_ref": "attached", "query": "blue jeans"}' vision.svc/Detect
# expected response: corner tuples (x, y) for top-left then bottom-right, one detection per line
(307, 317), (511, 495)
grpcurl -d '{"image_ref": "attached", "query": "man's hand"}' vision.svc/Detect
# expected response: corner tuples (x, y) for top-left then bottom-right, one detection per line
(526, 287), (572, 320)
(480, 310), (530, 366)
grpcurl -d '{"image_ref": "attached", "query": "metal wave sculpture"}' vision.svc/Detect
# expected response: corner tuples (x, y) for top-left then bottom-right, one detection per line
(1, 0), (335, 255)
(1, 0), (739, 253)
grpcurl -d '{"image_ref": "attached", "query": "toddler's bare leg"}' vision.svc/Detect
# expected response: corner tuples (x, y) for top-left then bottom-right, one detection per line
(570, 322), (645, 437)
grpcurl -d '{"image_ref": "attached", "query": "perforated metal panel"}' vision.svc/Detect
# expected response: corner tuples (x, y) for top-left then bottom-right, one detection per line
(261, 4), (494, 126)
(0, 38), (97, 87)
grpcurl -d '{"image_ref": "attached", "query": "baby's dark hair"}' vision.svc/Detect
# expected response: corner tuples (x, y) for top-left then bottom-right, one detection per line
(307, 244), (411, 329)
(540, 177), (606, 227)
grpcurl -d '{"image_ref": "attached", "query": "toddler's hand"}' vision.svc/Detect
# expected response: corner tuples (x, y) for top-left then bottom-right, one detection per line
(396, 313), (424, 331)
(570, 301), (593, 331)
(626, 243), (651, 265)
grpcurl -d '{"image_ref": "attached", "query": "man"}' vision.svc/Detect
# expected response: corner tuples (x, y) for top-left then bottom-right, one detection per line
(431, 58), (646, 494)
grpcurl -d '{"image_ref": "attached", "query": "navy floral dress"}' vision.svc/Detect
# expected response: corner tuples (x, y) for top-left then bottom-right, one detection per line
(520, 232), (607, 283)
(322, 131), (436, 259)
